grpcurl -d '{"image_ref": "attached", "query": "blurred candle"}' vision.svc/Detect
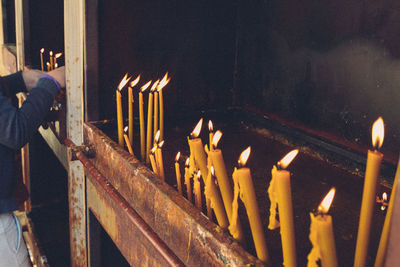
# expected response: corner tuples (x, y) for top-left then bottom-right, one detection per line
(233, 147), (269, 263)
(128, 75), (140, 144)
(194, 170), (202, 210)
(175, 152), (182, 195)
(123, 126), (134, 155)
(40, 48), (44, 71)
(354, 117), (384, 267)
(158, 73), (170, 141)
(375, 157), (400, 267)
(269, 149), (299, 267)
(116, 74), (131, 146)
(54, 52), (62, 67)
(140, 81), (151, 161)
(150, 145), (158, 176)
(49, 51), (54, 70)
(146, 81), (155, 163)
(307, 188), (338, 267)
(153, 80), (160, 139)
(208, 120), (214, 150)
(156, 139), (165, 181)
(46, 62), (50, 72)
(184, 158), (193, 203)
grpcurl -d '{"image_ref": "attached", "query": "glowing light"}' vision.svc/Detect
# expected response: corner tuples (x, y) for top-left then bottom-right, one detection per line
(130, 75), (141, 87)
(157, 72), (170, 91)
(210, 166), (215, 176)
(151, 145), (157, 154)
(49, 51), (53, 56)
(372, 117), (384, 149)
(191, 118), (203, 138)
(158, 140), (165, 148)
(278, 149), (299, 169)
(212, 130), (222, 148)
(151, 79), (160, 92)
(118, 73), (132, 91)
(238, 146), (251, 167)
(175, 152), (181, 162)
(208, 120), (214, 132)
(141, 80), (152, 92)
(185, 158), (190, 167)
(124, 126), (128, 132)
(154, 130), (160, 144)
(40, 48), (44, 53)
(55, 52), (62, 58)
(318, 188), (336, 214)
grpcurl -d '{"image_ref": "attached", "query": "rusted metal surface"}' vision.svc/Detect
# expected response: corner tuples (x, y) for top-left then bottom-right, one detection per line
(83, 122), (265, 266)
(68, 144), (95, 161)
(74, 149), (184, 266)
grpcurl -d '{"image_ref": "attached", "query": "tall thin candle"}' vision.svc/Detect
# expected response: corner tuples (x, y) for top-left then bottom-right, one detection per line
(116, 74), (131, 146)
(140, 81), (151, 161)
(40, 48), (44, 71)
(49, 51), (54, 70)
(123, 126), (134, 155)
(153, 80), (160, 139)
(128, 75), (140, 144)
(145, 81), (155, 163)
(175, 152), (183, 195)
(158, 73), (170, 141)
(184, 158), (193, 203)
(194, 170), (202, 210)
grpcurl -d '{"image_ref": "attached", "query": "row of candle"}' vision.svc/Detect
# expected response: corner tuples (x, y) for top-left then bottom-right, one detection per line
(170, 117), (392, 266)
(39, 48), (62, 71)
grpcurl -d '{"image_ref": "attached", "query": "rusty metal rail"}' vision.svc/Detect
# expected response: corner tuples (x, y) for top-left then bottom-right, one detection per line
(64, 139), (185, 267)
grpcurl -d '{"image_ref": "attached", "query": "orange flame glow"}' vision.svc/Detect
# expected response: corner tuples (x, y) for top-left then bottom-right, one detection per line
(49, 51), (53, 56)
(151, 80), (160, 92)
(212, 130), (222, 148)
(157, 73), (170, 91)
(278, 149), (299, 169)
(154, 130), (160, 144)
(141, 80), (152, 92)
(54, 63), (58, 68)
(191, 118), (203, 138)
(55, 52), (62, 58)
(372, 117), (384, 149)
(158, 140), (165, 148)
(124, 126), (128, 133)
(197, 170), (201, 177)
(151, 145), (157, 154)
(130, 75), (141, 87)
(40, 48), (44, 53)
(318, 188), (336, 214)
(238, 146), (251, 167)
(185, 158), (190, 167)
(210, 166), (215, 176)
(175, 152), (181, 162)
(46, 62), (50, 67)
(208, 120), (214, 132)
(118, 73), (132, 91)
(383, 192), (387, 202)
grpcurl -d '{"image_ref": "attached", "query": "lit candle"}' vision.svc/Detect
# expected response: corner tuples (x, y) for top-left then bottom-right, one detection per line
(307, 188), (338, 267)
(128, 75), (141, 144)
(145, 81), (155, 163)
(150, 145), (158, 176)
(208, 120), (214, 150)
(175, 152), (183, 195)
(375, 157), (400, 267)
(49, 51), (54, 70)
(46, 62), (50, 72)
(188, 118), (208, 181)
(156, 139), (165, 181)
(208, 130), (244, 242)
(354, 117), (384, 267)
(116, 74), (131, 146)
(184, 158), (193, 203)
(140, 81), (151, 161)
(194, 170), (202, 210)
(123, 126), (134, 155)
(54, 52), (62, 67)
(233, 147), (269, 263)
(153, 80), (160, 139)
(158, 72), (170, 141)
(40, 48), (44, 71)
(268, 149), (299, 267)
(205, 166), (229, 228)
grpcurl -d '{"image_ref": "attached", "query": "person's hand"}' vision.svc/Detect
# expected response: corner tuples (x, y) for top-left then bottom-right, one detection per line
(22, 68), (44, 91)
(47, 66), (66, 88)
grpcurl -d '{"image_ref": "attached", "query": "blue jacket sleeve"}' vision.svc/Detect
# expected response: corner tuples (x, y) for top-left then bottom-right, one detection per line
(0, 78), (59, 149)
(2, 71), (27, 95)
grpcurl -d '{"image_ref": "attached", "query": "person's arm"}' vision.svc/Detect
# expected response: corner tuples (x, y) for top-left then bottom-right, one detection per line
(0, 77), (59, 149)
(0, 71), (27, 96)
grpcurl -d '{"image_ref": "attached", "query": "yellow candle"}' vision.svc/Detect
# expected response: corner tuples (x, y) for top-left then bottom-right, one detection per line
(46, 62), (50, 72)
(152, 80), (160, 139)
(208, 130), (244, 242)
(156, 140), (165, 181)
(269, 149), (299, 267)
(194, 170), (202, 210)
(205, 166), (229, 228)
(187, 119), (208, 182)
(375, 157), (400, 267)
(233, 147), (269, 263)
(354, 117), (384, 267)
(146, 83), (154, 163)
(150, 146), (158, 176)
(54, 52), (62, 67)
(123, 127), (134, 155)
(49, 51), (54, 70)
(40, 48), (44, 71)
(205, 154), (213, 220)
(158, 73), (170, 141)
(140, 81), (151, 161)
(116, 74), (131, 146)
(184, 158), (193, 203)
(175, 152), (183, 195)
(208, 120), (214, 150)
(128, 75), (140, 144)
(307, 188), (338, 267)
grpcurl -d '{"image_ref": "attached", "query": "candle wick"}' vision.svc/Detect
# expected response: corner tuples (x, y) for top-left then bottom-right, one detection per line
(277, 163), (282, 170)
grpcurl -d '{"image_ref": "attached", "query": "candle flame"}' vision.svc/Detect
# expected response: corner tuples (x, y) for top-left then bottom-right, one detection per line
(197, 170), (201, 177)
(318, 188), (336, 214)
(210, 166), (215, 176)
(212, 130), (222, 148)
(46, 62), (50, 67)
(151, 145), (157, 154)
(372, 117), (384, 149)
(383, 192), (387, 202)
(381, 192), (388, 211)
(141, 80), (152, 92)
(238, 146), (251, 167)
(40, 48), (44, 53)
(175, 152), (181, 162)
(278, 149), (299, 169)
(191, 118), (203, 138)
(130, 75), (141, 87)
(124, 126), (128, 133)
(55, 52), (62, 58)
(118, 73), (132, 91)
(157, 72), (170, 91)
(151, 80), (160, 92)
(158, 140), (165, 148)
(185, 158), (190, 167)
(208, 120), (214, 132)
(54, 63), (58, 68)
(49, 51), (53, 56)
(154, 130), (160, 144)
